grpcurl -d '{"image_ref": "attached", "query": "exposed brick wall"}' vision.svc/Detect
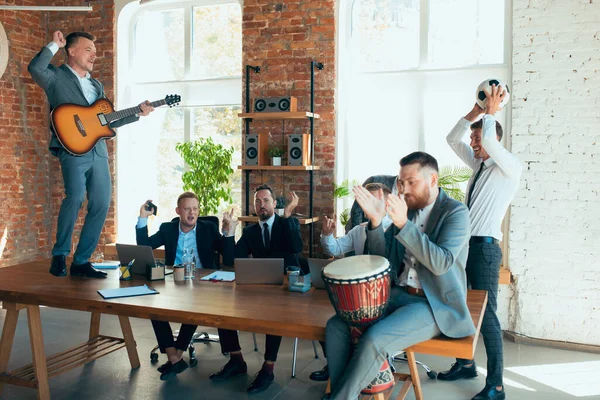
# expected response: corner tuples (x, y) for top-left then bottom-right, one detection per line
(510, 0), (600, 345)
(241, 0), (336, 255)
(0, 0), (116, 267)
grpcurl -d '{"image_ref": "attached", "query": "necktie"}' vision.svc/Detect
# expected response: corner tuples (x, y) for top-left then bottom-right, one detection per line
(363, 226), (369, 255)
(466, 162), (485, 209)
(263, 223), (271, 251)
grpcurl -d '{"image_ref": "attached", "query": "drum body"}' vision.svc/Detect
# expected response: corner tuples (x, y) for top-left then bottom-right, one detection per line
(323, 255), (394, 394)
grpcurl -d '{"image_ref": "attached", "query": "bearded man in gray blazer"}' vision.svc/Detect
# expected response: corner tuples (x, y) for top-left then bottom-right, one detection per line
(28, 30), (154, 277)
(323, 151), (474, 400)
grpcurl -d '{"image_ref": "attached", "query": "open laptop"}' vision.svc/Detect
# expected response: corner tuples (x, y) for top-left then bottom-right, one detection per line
(307, 258), (334, 290)
(235, 258), (285, 285)
(115, 244), (157, 276)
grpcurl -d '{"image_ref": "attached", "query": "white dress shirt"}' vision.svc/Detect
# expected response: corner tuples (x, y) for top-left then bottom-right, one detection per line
(446, 115), (523, 240)
(398, 201), (434, 289)
(46, 41), (100, 105)
(321, 215), (393, 257)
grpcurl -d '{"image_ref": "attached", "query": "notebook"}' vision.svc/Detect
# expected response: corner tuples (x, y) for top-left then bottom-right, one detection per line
(97, 284), (159, 299)
(201, 271), (236, 282)
(307, 258), (334, 290)
(91, 260), (120, 269)
(235, 258), (284, 285)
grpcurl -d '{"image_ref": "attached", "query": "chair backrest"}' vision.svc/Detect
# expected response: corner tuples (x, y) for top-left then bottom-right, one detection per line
(171, 216), (222, 268)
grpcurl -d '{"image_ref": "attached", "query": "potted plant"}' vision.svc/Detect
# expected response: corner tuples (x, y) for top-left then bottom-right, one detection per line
(438, 165), (473, 202)
(175, 137), (235, 215)
(275, 194), (286, 216)
(268, 147), (284, 166)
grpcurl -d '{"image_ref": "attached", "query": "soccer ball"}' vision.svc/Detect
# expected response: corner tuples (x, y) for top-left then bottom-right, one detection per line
(476, 78), (510, 109)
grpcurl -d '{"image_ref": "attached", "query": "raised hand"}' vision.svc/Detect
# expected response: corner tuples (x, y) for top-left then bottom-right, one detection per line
(483, 84), (506, 116)
(139, 200), (154, 218)
(322, 215), (337, 236)
(465, 102), (485, 122)
(284, 191), (299, 218)
(222, 207), (239, 236)
(386, 194), (408, 229)
(352, 186), (386, 228)
(52, 31), (66, 48)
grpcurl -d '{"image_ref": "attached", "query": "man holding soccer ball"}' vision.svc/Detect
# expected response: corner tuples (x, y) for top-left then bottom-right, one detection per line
(439, 83), (523, 400)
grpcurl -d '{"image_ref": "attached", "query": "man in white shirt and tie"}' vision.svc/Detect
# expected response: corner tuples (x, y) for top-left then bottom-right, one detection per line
(438, 85), (523, 400)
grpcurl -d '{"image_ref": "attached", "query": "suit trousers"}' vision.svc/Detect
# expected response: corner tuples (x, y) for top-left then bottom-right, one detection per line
(217, 328), (282, 362)
(457, 241), (504, 387)
(326, 287), (441, 400)
(151, 320), (198, 353)
(52, 149), (111, 265)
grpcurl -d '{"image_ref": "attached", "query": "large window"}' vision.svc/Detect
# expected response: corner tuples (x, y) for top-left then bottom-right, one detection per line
(116, 0), (242, 243)
(338, 0), (510, 188)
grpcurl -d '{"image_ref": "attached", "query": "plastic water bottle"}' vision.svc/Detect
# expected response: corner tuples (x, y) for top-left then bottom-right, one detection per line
(183, 249), (194, 281)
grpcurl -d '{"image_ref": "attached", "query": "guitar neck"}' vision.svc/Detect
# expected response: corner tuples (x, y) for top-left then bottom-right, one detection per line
(105, 99), (166, 122)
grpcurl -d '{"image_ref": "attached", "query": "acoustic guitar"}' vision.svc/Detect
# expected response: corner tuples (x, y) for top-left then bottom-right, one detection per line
(50, 94), (181, 156)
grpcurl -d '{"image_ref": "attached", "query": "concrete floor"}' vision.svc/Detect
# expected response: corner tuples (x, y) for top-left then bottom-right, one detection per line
(1, 307), (599, 400)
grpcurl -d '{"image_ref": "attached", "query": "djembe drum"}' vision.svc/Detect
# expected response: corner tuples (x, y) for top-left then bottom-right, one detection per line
(322, 255), (394, 394)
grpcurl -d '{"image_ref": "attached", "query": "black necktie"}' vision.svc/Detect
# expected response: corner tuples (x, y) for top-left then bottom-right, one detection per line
(263, 223), (271, 251)
(466, 162), (485, 209)
(363, 226), (369, 255)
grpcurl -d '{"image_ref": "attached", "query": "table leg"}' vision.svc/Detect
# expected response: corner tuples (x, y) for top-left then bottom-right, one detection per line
(118, 316), (140, 369)
(89, 313), (101, 340)
(0, 303), (20, 396)
(27, 305), (50, 400)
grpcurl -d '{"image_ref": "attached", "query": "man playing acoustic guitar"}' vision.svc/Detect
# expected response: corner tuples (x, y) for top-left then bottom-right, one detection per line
(28, 30), (154, 278)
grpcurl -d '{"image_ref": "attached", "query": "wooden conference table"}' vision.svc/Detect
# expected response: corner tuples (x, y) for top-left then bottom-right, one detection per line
(0, 260), (335, 399)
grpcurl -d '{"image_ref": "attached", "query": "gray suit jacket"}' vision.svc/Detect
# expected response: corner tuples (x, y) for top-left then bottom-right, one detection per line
(28, 46), (138, 157)
(367, 188), (475, 338)
(347, 174), (397, 232)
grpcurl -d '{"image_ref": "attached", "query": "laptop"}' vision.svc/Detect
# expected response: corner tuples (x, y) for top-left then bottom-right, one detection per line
(307, 258), (334, 290)
(235, 258), (285, 285)
(115, 244), (157, 276)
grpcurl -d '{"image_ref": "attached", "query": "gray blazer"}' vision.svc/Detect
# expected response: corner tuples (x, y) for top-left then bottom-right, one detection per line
(28, 46), (138, 157)
(367, 188), (475, 339)
(347, 174), (397, 232)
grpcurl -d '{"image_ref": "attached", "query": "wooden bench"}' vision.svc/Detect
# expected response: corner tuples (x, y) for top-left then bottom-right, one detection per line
(326, 289), (488, 400)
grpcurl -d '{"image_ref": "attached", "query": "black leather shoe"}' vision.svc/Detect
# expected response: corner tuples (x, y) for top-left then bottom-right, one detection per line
(70, 262), (107, 278)
(321, 395), (331, 400)
(49, 255), (67, 277)
(157, 361), (171, 373)
(209, 359), (247, 381)
(437, 362), (478, 381)
(472, 385), (506, 400)
(160, 358), (188, 381)
(310, 365), (329, 382)
(247, 369), (274, 394)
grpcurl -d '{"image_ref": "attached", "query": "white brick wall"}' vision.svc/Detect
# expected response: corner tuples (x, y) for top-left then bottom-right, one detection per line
(510, 0), (600, 345)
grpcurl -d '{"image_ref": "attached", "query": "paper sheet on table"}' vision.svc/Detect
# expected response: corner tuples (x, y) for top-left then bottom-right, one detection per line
(200, 271), (236, 282)
(97, 284), (159, 299)
(92, 261), (121, 269)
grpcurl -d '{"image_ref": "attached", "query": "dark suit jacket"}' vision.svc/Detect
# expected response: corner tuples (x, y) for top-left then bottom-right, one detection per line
(235, 215), (303, 268)
(346, 174), (397, 232)
(367, 188), (475, 338)
(28, 46), (138, 157)
(136, 217), (234, 268)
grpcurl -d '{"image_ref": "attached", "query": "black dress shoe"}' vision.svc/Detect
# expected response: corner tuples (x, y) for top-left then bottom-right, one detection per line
(70, 262), (107, 278)
(157, 361), (171, 373)
(50, 255), (67, 277)
(437, 362), (478, 381)
(310, 365), (329, 382)
(209, 359), (247, 381)
(160, 359), (188, 381)
(472, 385), (506, 400)
(247, 369), (274, 394)
(321, 394), (331, 400)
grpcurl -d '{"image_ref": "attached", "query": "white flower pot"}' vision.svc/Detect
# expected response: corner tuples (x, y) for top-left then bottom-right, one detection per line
(271, 157), (282, 166)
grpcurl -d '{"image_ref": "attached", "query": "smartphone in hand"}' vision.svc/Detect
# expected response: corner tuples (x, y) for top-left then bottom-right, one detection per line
(145, 201), (157, 216)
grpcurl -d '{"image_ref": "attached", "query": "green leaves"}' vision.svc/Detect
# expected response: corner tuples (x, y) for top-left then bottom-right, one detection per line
(438, 165), (473, 202)
(339, 208), (350, 227)
(333, 179), (358, 199)
(175, 137), (235, 216)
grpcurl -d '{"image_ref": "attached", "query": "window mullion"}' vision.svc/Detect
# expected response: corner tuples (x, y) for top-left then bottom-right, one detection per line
(184, 4), (192, 80)
(419, 0), (429, 68)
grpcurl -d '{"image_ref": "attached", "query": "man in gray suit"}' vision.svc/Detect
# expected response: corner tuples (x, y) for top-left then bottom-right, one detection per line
(28, 30), (154, 277)
(323, 152), (474, 400)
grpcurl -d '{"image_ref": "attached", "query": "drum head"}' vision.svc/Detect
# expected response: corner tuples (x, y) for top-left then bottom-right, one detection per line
(322, 255), (389, 281)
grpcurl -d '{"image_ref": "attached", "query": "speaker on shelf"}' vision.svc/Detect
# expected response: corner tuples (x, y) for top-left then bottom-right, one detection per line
(253, 96), (297, 113)
(288, 134), (311, 166)
(245, 134), (268, 166)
